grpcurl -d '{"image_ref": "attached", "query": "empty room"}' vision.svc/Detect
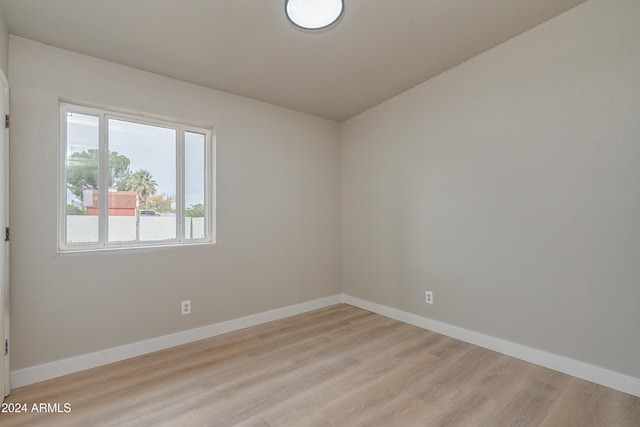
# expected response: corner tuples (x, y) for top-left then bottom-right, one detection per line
(0, 0), (639, 425)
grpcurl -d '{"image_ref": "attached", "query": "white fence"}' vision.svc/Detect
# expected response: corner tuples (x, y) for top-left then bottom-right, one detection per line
(67, 216), (205, 243)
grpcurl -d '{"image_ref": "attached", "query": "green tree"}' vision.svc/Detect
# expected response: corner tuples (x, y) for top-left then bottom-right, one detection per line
(110, 152), (132, 189)
(123, 169), (158, 210)
(147, 193), (174, 213)
(185, 203), (205, 217)
(66, 149), (131, 199)
(66, 150), (99, 199)
(66, 204), (88, 215)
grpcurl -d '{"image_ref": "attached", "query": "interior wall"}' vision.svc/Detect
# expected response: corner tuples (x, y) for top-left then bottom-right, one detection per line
(0, 5), (8, 77)
(341, 0), (640, 378)
(9, 36), (341, 370)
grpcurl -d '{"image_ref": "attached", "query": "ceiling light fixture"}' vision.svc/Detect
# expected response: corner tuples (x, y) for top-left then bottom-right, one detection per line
(285, 0), (344, 30)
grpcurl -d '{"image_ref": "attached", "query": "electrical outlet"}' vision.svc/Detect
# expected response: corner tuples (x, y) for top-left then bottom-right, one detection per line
(425, 291), (433, 305)
(181, 300), (191, 315)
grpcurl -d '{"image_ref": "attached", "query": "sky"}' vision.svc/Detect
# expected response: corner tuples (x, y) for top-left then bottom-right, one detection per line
(66, 112), (206, 209)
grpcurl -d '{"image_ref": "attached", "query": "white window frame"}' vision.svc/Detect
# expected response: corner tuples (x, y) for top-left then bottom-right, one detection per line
(58, 102), (215, 252)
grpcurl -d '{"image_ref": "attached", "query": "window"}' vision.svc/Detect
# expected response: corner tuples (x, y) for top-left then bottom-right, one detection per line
(59, 103), (214, 251)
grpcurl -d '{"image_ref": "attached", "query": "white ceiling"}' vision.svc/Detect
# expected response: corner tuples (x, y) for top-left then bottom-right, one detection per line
(0, 0), (587, 121)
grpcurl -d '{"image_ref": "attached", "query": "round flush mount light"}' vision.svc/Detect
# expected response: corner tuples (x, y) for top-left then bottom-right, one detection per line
(285, 0), (344, 30)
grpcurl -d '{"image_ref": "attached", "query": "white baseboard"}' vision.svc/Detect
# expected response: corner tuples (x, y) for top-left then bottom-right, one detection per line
(10, 294), (343, 388)
(12, 293), (639, 398)
(342, 294), (640, 397)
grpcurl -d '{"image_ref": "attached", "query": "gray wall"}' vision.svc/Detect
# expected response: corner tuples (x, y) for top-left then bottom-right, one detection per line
(341, 0), (640, 378)
(9, 36), (341, 369)
(0, 5), (8, 77)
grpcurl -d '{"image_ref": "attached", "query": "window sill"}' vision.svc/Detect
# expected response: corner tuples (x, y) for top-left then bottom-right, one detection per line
(57, 240), (216, 255)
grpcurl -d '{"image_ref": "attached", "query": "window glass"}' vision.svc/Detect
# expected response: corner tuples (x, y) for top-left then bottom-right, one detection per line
(184, 131), (206, 240)
(65, 112), (100, 244)
(107, 119), (177, 243)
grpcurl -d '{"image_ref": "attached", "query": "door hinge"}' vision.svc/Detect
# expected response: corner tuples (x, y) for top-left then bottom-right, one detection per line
(4, 227), (8, 242)
(4, 340), (7, 356)
(4, 114), (8, 129)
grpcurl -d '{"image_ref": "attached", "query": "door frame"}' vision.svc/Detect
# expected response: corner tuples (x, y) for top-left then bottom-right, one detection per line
(1, 68), (9, 398)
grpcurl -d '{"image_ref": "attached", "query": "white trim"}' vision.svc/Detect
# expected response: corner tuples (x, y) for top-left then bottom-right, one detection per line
(12, 293), (639, 397)
(10, 294), (342, 388)
(342, 294), (640, 397)
(1, 68), (9, 398)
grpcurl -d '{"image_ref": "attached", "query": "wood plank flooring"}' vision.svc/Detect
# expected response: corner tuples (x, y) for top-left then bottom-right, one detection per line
(1, 304), (639, 426)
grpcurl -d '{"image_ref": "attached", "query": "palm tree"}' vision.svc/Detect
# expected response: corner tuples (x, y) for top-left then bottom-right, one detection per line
(124, 169), (157, 211)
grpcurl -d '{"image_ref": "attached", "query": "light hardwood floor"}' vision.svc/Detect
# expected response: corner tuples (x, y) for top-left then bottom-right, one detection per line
(1, 304), (639, 426)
